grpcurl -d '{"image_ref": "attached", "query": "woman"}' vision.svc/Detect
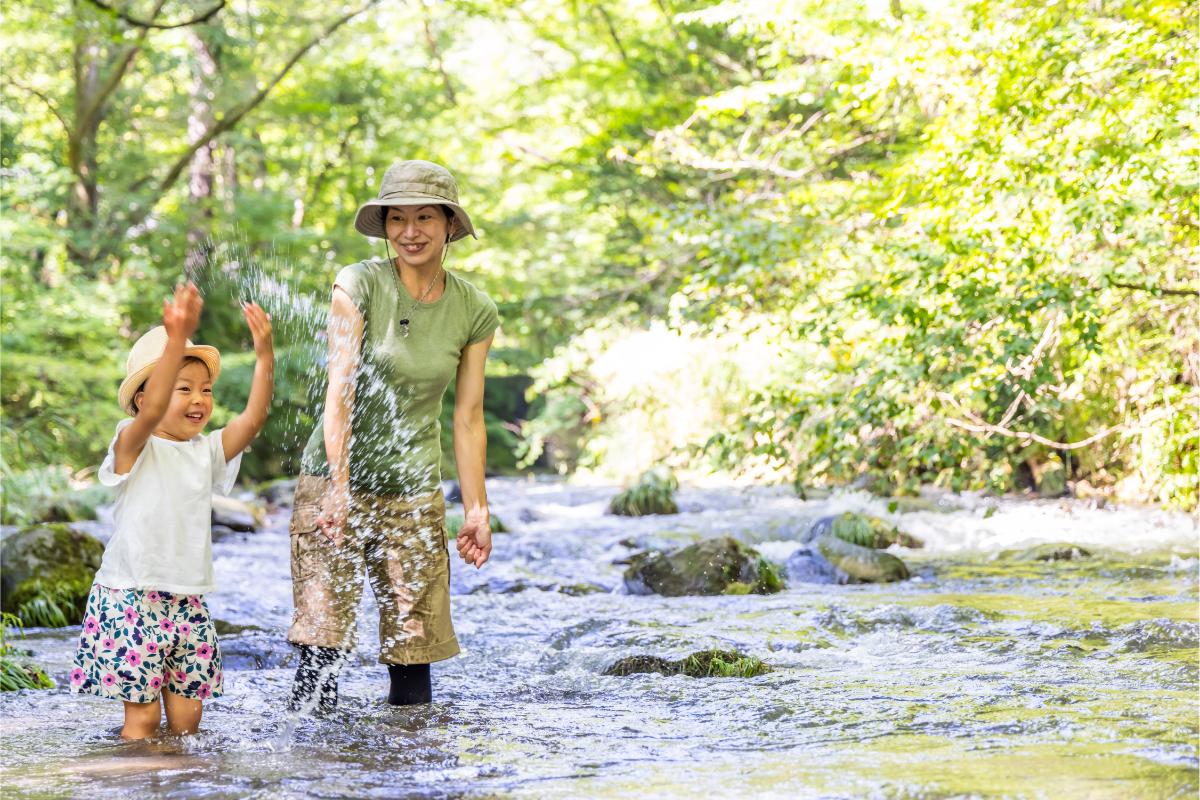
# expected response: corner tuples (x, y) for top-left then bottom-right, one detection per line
(287, 160), (497, 710)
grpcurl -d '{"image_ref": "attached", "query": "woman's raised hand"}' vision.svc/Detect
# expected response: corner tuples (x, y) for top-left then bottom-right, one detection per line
(163, 282), (203, 341)
(455, 510), (492, 568)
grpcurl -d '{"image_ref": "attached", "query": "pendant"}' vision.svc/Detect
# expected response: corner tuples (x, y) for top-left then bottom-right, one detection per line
(400, 319), (410, 337)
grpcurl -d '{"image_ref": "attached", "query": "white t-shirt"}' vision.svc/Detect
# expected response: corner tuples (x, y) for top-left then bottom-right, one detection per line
(94, 419), (242, 594)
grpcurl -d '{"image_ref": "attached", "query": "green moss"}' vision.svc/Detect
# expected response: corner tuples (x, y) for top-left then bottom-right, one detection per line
(609, 466), (680, 516)
(1, 524), (104, 628)
(828, 512), (924, 549)
(604, 649), (771, 679)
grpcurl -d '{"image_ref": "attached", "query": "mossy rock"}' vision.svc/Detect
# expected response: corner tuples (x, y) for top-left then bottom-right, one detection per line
(257, 477), (298, 508)
(808, 512), (923, 549)
(623, 536), (785, 596)
(43, 484), (113, 523)
(604, 649), (770, 678)
(609, 466), (679, 516)
(814, 534), (909, 583)
(0, 524), (104, 627)
(1005, 542), (1092, 562)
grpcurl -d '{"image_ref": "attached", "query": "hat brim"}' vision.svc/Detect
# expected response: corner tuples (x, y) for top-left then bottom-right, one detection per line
(353, 196), (477, 242)
(118, 346), (222, 416)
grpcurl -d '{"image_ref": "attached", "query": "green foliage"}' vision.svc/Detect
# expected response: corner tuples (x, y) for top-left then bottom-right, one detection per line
(681, 650), (771, 679)
(0, 614), (54, 691)
(1, 0), (1193, 507)
(609, 465), (680, 516)
(13, 581), (83, 629)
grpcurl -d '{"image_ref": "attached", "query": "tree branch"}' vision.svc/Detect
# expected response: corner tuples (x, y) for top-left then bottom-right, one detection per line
(1109, 280), (1199, 297)
(150, 1), (382, 197)
(83, 0), (225, 30)
(75, 0), (165, 141)
(937, 392), (1174, 451)
(6, 79), (71, 135)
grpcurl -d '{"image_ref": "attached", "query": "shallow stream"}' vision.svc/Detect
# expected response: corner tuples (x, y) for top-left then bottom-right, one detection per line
(2, 479), (1197, 799)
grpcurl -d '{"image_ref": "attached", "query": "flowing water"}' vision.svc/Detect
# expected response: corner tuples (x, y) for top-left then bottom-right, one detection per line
(1, 480), (1197, 799)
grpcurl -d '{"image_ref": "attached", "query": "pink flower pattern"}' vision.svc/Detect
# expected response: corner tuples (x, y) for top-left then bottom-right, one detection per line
(70, 584), (222, 704)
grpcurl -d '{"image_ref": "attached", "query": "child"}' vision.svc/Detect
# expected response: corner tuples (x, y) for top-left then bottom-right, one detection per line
(69, 282), (273, 739)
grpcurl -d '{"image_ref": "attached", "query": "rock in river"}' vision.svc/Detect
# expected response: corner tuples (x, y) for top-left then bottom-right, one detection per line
(623, 536), (785, 596)
(1, 524), (104, 625)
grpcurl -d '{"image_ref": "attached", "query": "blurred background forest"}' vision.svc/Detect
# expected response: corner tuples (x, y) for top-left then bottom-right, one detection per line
(2, 0), (1196, 523)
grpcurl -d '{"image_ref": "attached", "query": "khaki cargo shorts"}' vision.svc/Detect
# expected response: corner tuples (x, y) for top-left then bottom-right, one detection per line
(286, 474), (460, 664)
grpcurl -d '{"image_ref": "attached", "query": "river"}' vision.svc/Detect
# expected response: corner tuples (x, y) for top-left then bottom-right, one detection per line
(1, 478), (1197, 799)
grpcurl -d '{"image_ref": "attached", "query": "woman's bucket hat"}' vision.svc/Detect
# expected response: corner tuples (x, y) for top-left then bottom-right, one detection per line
(117, 326), (221, 416)
(353, 160), (477, 242)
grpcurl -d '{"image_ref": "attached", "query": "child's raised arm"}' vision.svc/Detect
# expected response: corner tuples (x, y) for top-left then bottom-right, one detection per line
(112, 283), (204, 474)
(221, 302), (274, 461)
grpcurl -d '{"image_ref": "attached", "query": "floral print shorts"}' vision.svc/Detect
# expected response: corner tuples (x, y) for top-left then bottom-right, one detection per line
(70, 584), (223, 703)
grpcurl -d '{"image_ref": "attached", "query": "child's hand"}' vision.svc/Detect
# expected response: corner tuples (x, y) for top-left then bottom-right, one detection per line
(242, 302), (273, 359)
(456, 510), (492, 568)
(164, 282), (203, 342)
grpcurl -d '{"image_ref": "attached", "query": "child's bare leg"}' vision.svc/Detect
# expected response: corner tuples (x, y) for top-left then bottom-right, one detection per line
(121, 698), (163, 739)
(162, 690), (203, 735)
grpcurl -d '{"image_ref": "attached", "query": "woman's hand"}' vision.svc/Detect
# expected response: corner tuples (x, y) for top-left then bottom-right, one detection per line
(455, 509), (492, 568)
(317, 484), (351, 546)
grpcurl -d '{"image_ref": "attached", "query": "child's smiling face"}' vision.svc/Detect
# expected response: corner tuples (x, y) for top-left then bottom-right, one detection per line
(149, 359), (213, 441)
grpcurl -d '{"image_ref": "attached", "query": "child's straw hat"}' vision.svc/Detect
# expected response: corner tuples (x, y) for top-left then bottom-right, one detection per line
(118, 326), (221, 416)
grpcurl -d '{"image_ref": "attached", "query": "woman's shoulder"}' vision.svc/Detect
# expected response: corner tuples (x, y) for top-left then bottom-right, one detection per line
(336, 257), (386, 282)
(446, 270), (494, 306)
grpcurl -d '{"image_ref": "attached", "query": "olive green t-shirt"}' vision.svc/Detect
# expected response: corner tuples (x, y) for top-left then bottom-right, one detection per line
(301, 259), (499, 496)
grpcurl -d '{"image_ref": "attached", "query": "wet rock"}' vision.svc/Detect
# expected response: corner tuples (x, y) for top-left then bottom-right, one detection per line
(443, 481), (462, 503)
(1033, 460), (1068, 498)
(43, 485), (114, 523)
(609, 466), (679, 516)
(785, 546), (848, 584)
(556, 582), (607, 596)
(603, 655), (677, 676)
(806, 512), (923, 549)
(885, 496), (957, 514)
(814, 535), (909, 583)
(210, 524), (240, 542)
(517, 507), (541, 523)
(211, 496), (259, 532)
(604, 649), (770, 678)
(622, 536), (785, 596)
(1006, 543), (1091, 562)
(0, 524), (104, 626)
(257, 478), (297, 508)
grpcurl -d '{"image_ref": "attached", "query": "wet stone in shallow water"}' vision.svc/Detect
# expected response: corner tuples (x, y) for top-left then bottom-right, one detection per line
(604, 650), (771, 678)
(622, 536), (783, 596)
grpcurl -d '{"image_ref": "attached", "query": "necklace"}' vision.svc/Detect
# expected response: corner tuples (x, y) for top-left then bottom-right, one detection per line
(390, 260), (443, 338)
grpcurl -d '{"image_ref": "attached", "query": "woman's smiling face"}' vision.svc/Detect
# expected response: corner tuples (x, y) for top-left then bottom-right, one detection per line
(384, 205), (453, 269)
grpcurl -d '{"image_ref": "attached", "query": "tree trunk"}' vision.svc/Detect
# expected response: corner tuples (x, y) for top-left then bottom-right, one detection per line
(184, 29), (220, 277)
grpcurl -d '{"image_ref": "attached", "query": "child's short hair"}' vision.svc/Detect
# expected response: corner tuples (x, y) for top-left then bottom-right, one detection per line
(131, 356), (211, 415)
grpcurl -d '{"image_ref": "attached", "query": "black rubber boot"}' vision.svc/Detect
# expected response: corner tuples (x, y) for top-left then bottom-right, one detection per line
(289, 645), (344, 714)
(386, 663), (432, 705)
